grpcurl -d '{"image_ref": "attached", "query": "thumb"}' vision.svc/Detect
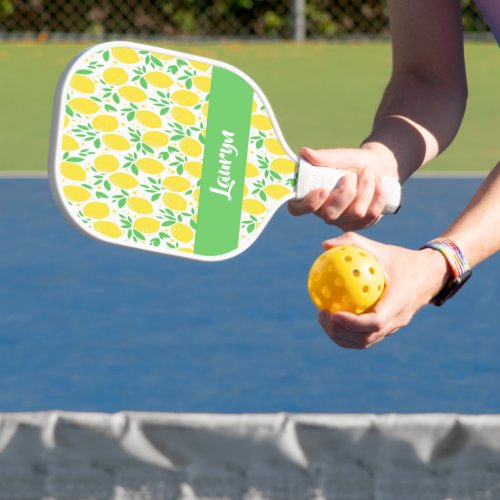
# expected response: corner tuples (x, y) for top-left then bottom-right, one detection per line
(300, 147), (368, 171)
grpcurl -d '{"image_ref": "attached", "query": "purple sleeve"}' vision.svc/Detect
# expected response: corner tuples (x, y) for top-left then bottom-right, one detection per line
(473, 0), (500, 44)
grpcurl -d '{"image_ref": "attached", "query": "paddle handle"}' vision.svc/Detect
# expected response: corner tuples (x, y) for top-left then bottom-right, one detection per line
(295, 158), (401, 214)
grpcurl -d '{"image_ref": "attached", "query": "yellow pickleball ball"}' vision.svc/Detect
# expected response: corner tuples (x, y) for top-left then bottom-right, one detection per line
(308, 245), (385, 314)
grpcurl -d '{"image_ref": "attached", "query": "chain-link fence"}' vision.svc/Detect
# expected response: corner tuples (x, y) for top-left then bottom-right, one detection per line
(0, 0), (491, 40)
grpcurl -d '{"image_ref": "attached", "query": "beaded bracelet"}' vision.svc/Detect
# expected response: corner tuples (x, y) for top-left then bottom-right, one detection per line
(420, 237), (472, 306)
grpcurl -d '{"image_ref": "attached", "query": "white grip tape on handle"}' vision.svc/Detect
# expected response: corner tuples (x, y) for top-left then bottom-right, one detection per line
(295, 159), (402, 214)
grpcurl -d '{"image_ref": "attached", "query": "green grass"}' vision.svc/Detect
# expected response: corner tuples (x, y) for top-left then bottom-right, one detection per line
(0, 41), (497, 172)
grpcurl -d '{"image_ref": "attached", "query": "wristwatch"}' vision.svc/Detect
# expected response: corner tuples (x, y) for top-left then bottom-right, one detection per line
(421, 238), (472, 306)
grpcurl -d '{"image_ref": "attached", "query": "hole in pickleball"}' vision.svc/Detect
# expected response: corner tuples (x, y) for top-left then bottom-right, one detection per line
(342, 295), (351, 304)
(333, 303), (342, 311)
(359, 251), (366, 257)
(327, 264), (335, 272)
(369, 267), (375, 275)
(378, 284), (382, 291)
(344, 256), (352, 262)
(352, 269), (360, 277)
(356, 306), (365, 314)
(334, 277), (344, 287)
(362, 285), (369, 293)
(322, 286), (332, 299)
(313, 271), (321, 282)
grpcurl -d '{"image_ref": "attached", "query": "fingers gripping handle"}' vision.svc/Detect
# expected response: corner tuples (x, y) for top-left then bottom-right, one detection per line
(295, 158), (402, 214)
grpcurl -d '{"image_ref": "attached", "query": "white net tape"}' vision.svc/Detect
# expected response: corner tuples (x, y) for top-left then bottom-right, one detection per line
(0, 412), (500, 499)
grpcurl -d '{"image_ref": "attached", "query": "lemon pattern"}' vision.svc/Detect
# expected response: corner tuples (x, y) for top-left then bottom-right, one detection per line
(56, 44), (296, 256)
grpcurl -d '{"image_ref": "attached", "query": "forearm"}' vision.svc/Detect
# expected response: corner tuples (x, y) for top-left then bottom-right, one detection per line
(441, 162), (500, 267)
(363, 73), (467, 182)
(361, 0), (467, 183)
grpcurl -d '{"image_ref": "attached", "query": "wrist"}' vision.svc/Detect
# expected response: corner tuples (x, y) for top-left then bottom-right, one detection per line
(418, 248), (452, 302)
(360, 141), (399, 179)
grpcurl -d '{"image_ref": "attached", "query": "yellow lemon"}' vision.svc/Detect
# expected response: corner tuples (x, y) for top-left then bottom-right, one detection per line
(61, 135), (79, 151)
(171, 107), (196, 126)
(103, 134), (130, 151)
(103, 67), (128, 85)
(180, 137), (202, 157)
(178, 247), (194, 254)
(63, 186), (91, 202)
(127, 197), (153, 214)
(202, 103), (209, 117)
(60, 162), (86, 181)
(68, 98), (100, 115)
(63, 115), (69, 128)
(171, 222), (194, 243)
(109, 173), (138, 189)
(94, 154), (119, 172)
(162, 192), (187, 211)
(245, 162), (259, 178)
(264, 184), (291, 200)
(242, 199), (266, 215)
(118, 86), (147, 103)
(111, 47), (139, 64)
(83, 202), (109, 219)
(264, 138), (287, 156)
(135, 158), (164, 174)
(184, 161), (202, 178)
(70, 74), (95, 93)
(133, 217), (160, 233)
(243, 185), (249, 197)
(193, 75), (211, 93)
(151, 51), (174, 61)
(251, 114), (273, 131)
(252, 100), (257, 112)
(171, 90), (199, 107)
(162, 176), (190, 192)
(190, 60), (210, 72)
(143, 131), (169, 148)
(193, 189), (200, 202)
(270, 157), (296, 175)
(144, 72), (173, 88)
(136, 110), (162, 128)
(94, 220), (121, 238)
(92, 115), (118, 132)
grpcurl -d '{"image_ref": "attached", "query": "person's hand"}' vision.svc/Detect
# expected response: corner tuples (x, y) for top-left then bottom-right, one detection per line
(288, 145), (398, 231)
(316, 232), (451, 349)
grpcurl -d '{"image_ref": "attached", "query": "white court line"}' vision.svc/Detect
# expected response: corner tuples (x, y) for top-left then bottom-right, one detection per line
(0, 170), (489, 179)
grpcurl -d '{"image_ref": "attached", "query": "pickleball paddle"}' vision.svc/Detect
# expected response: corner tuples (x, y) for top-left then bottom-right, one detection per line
(48, 41), (401, 261)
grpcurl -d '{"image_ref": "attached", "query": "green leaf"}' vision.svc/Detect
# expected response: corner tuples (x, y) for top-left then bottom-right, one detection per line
(65, 156), (83, 162)
(76, 69), (92, 75)
(127, 111), (135, 121)
(151, 193), (161, 202)
(118, 198), (127, 208)
(95, 191), (108, 199)
(65, 105), (74, 117)
(103, 50), (110, 62)
(151, 238), (160, 247)
(132, 165), (139, 175)
(140, 76), (148, 89)
(176, 165), (183, 175)
(133, 230), (145, 240)
(104, 104), (117, 112)
(247, 223), (255, 233)
(104, 180), (111, 191)
(112, 93), (120, 104)
(93, 138), (101, 149)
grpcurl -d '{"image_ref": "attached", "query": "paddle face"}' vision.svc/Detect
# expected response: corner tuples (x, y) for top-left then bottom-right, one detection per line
(49, 41), (298, 261)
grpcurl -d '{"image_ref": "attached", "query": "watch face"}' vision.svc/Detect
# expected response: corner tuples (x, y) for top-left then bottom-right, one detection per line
(432, 269), (472, 306)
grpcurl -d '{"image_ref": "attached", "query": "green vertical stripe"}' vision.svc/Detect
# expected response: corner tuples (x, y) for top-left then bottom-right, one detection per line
(194, 67), (253, 257)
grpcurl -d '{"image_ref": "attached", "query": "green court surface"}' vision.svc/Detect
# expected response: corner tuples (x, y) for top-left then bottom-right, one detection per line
(0, 41), (497, 173)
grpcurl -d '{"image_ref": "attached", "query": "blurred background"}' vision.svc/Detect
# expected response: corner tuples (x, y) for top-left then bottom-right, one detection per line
(0, 0), (492, 41)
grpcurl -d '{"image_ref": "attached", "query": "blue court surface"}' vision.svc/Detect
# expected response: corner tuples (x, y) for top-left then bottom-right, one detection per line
(0, 176), (498, 413)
